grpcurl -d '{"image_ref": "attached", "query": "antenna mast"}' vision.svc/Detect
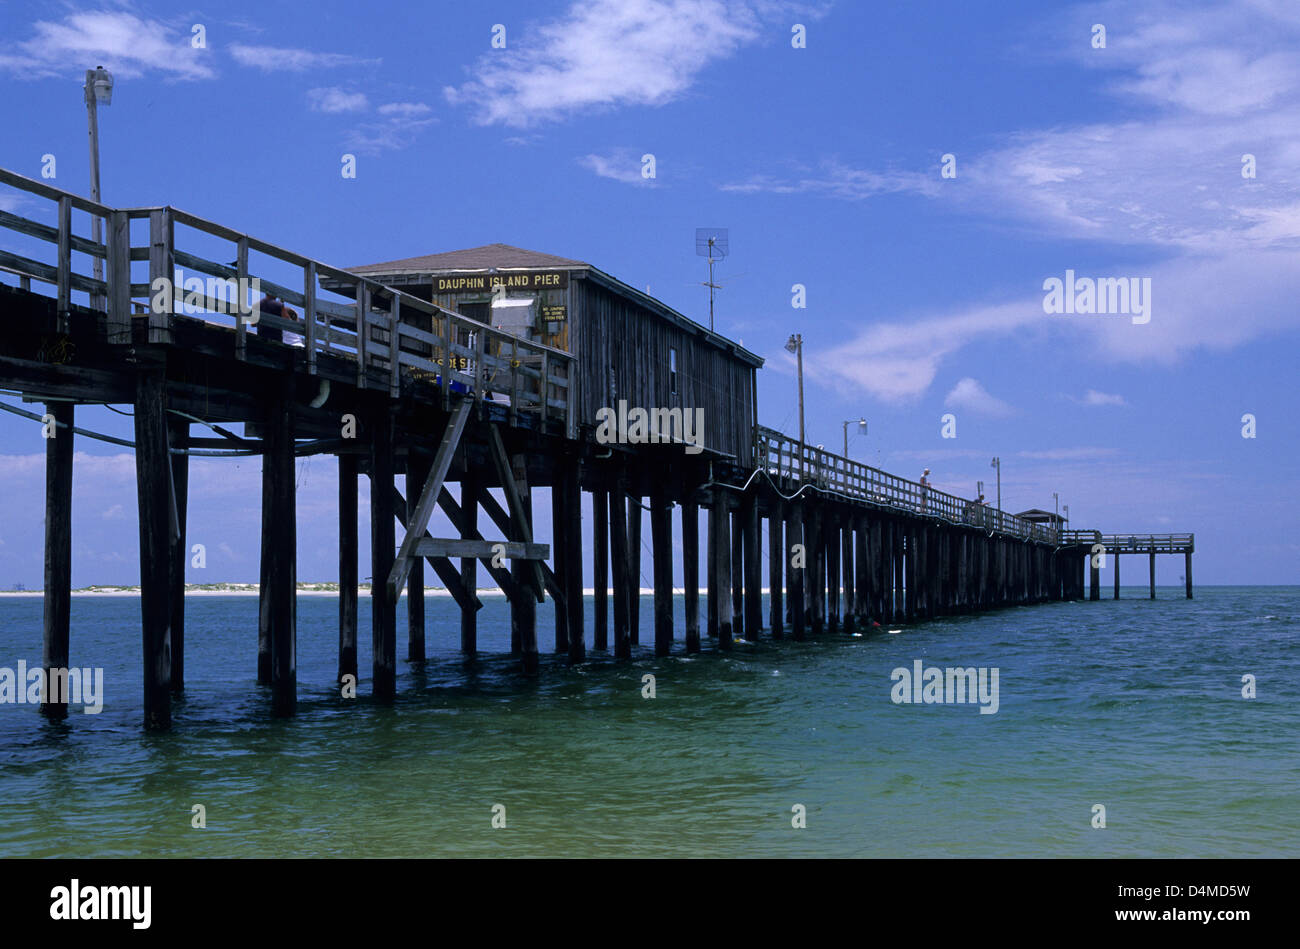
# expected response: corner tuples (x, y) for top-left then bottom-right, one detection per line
(695, 227), (729, 332)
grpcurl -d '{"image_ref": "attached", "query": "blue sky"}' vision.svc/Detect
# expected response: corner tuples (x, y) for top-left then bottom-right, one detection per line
(0, 0), (1296, 588)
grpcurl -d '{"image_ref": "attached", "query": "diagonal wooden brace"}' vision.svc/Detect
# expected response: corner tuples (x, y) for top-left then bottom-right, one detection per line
(387, 399), (472, 601)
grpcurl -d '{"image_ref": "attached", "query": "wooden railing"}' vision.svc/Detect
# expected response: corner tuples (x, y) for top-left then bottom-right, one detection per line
(754, 425), (1057, 542)
(1099, 533), (1194, 553)
(0, 168), (574, 435)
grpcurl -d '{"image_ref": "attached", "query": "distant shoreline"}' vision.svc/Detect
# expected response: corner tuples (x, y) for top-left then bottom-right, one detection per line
(0, 584), (1278, 597)
(0, 585), (666, 597)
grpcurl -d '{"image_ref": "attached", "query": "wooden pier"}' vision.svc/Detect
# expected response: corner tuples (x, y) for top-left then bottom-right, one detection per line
(0, 168), (1195, 729)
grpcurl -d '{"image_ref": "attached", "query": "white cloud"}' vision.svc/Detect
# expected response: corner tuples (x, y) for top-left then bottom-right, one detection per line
(578, 149), (655, 185)
(308, 87), (370, 113)
(812, 300), (1039, 401)
(343, 112), (437, 155)
(378, 102), (431, 116)
(722, 158), (939, 200)
(444, 0), (820, 126)
(1015, 447), (1118, 461)
(1073, 389), (1127, 407)
(0, 12), (215, 80)
(101, 504), (125, 520)
(229, 44), (378, 72)
(943, 378), (1015, 418)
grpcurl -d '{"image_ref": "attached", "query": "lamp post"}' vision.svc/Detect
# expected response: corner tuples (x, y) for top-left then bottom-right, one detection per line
(1063, 504), (1070, 533)
(842, 417), (866, 458)
(84, 65), (113, 306)
(1053, 491), (1060, 542)
(990, 456), (1001, 513)
(785, 334), (804, 479)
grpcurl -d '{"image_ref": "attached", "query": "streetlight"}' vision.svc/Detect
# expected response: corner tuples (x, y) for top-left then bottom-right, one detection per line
(1053, 491), (1060, 541)
(842, 417), (866, 457)
(785, 333), (805, 479)
(990, 456), (1001, 512)
(84, 65), (113, 306)
(1063, 504), (1070, 532)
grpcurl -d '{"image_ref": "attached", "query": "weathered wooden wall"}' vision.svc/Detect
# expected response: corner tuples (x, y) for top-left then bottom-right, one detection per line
(570, 276), (756, 461)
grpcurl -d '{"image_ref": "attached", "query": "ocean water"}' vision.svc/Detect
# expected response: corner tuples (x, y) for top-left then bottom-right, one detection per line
(0, 586), (1296, 858)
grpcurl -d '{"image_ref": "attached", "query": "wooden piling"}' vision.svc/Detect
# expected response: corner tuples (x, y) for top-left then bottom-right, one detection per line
(564, 462), (585, 662)
(892, 520), (905, 623)
(257, 443), (272, 685)
(1114, 552), (1120, 599)
(509, 461), (539, 675)
(610, 476), (632, 659)
(406, 452), (429, 663)
(853, 515), (867, 628)
(1185, 551), (1193, 599)
(267, 375), (297, 716)
(682, 497), (701, 653)
(706, 490), (719, 638)
(338, 453), (358, 685)
(715, 491), (733, 648)
(730, 506), (745, 639)
(168, 417), (188, 693)
(370, 406), (397, 700)
(1149, 551), (1156, 599)
(743, 493), (762, 640)
(459, 475), (478, 655)
(133, 371), (172, 730)
(768, 501), (784, 639)
(788, 500), (806, 642)
(551, 469), (570, 655)
(628, 493), (642, 645)
(807, 503), (824, 635)
(651, 486), (673, 656)
(41, 401), (73, 719)
(592, 486), (608, 651)
(827, 513), (840, 630)
(1089, 555), (1100, 601)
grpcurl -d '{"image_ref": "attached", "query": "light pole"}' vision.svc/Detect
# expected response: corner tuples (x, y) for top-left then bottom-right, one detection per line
(990, 456), (1001, 512)
(842, 417), (866, 458)
(1063, 504), (1070, 533)
(785, 334), (804, 479)
(1053, 491), (1060, 541)
(84, 65), (113, 306)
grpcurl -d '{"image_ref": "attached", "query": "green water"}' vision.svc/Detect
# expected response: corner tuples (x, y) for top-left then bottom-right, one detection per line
(0, 587), (1296, 857)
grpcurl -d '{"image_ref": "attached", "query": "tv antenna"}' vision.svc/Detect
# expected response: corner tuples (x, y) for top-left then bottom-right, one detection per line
(695, 227), (728, 331)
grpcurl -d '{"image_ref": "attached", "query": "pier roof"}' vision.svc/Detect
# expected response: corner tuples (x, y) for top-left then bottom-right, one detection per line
(349, 243), (587, 274)
(348, 243), (765, 369)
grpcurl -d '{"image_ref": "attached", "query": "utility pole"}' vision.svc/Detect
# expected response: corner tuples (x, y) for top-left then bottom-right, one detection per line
(785, 334), (805, 479)
(84, 66), (113, 309)
(990, 456), (1001, 513)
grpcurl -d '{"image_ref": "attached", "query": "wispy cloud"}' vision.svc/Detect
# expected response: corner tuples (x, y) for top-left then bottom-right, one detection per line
(578, 149), (656, 186)
(378, 102), (431, 116)
(307, 87), (369, 113)
(722, 158), (939, 200)
(444, 0), (822, 127)
(810, 300), (1038, 401)
(0, 11), (214, 80)
(1015, 447), (1118, 461)
(229, 43), (378, 72)
(343, 112), (437, 155)
(943, 378), (1015, 418)
(1070, 389), (1127, 407)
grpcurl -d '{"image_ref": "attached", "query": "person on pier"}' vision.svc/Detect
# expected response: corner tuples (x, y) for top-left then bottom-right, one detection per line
(255, 293), (304, 347)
